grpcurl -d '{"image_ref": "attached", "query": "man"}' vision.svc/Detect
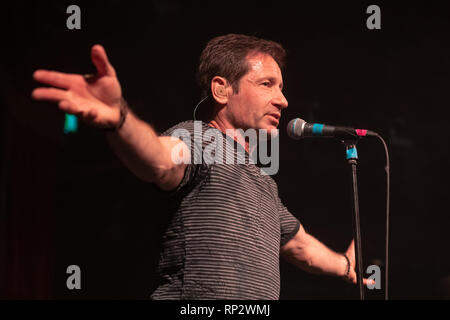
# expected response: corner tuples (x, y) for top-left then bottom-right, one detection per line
(32, 34), (369, 299)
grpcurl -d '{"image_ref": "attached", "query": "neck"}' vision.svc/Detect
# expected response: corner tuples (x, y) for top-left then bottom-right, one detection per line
(208, 117), (253, 154)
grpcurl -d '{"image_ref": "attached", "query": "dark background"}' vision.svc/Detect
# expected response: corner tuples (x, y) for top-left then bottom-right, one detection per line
(1, 0), (449, 299)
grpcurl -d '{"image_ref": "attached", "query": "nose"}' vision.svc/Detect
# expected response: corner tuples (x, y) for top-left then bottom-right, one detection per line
(273, 90), (288, 110)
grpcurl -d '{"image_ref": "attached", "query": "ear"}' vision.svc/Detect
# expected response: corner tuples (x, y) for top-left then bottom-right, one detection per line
(211, 76), (231, 105)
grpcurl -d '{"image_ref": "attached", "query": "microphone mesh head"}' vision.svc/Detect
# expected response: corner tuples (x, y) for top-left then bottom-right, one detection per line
(287, 118), (306, 140)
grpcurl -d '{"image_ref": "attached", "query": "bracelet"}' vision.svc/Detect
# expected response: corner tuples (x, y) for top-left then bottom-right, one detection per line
(102, 98), (129, 132)
(342, 253), (350, 277)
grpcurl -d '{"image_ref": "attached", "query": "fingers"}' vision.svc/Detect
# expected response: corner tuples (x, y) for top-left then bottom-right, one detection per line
(91, 44), (116, 78)
(84, 108), (98, 122)
(363, 278), (376, 286)
(347, 273), (376, 287)
(58, 100), (98, 121)
(58, 100), (79, 114)
(32, 87), (68, 102)
(33, 70), (83, 89)
(32, 86), (86, 117)
(32, 86), (83, 116)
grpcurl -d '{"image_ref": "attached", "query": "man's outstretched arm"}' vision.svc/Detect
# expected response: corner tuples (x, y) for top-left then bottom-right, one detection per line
(32, 44), (188, 191)
(104, 111), (188, 190)
(280, 225), (372, 285)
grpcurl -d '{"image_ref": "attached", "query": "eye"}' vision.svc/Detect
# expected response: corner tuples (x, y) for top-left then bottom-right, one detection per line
(262, 81), (271, 87)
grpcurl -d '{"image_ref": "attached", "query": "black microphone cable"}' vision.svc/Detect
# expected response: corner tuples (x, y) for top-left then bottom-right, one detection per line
(287, 118), (391, 299)
(374, 133), (390, 300)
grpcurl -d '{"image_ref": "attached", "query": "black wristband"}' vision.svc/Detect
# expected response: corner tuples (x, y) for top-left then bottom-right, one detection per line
(342, 253), (351, 277)
(102, 98), (129, 132)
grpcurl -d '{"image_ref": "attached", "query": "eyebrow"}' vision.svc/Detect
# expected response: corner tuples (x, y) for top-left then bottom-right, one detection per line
(257, 76), (283, 89)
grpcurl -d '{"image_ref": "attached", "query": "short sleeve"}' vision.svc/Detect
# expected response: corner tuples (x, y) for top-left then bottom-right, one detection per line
(278, 198), (300, 247)
(160, 121), (209, 194)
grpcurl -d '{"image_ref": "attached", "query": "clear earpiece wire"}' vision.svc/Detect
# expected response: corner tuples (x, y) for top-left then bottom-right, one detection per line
(193, 95), (210, 121)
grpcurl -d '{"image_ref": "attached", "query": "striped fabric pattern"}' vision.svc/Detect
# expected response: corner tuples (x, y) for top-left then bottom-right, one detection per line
(151, 121), (300, 300)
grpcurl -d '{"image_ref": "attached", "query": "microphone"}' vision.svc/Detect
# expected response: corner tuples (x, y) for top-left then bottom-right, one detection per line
(287, 118), (377, 140)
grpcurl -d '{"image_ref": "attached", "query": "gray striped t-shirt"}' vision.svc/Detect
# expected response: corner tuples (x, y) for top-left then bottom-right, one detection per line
(151, 120), (300, 299)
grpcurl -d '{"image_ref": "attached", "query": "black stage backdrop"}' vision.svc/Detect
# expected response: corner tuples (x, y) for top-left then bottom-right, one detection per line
(1, 0), (449, 300)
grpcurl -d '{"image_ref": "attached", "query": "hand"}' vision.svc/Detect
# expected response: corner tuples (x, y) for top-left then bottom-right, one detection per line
(343, 239), (375, 287)
(32, 45), (123, 128)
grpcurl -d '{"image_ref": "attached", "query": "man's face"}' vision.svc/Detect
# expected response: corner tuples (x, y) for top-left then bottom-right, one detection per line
(225, 53), (288, 131)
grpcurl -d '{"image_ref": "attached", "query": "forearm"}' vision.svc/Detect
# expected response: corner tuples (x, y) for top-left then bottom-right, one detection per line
(282, 229), (347, 278)
(105, 110), (174, 183)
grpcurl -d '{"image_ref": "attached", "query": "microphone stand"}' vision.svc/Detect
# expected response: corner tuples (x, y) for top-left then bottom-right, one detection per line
(343, 139), (365, 300)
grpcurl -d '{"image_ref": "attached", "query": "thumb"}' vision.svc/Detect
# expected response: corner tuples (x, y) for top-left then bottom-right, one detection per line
(91, 44), (116, 77)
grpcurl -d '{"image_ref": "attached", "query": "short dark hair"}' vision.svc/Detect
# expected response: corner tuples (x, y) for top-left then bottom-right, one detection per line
(197, 34), (286, 98)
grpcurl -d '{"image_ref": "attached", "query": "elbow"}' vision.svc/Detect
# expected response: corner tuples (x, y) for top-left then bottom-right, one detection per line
(152, 163), (187, 191)
(282, 243), (313, 268)
(147, 136), (189, 189)
(281, 225), (314, 269)
(130, 163), (175, 185)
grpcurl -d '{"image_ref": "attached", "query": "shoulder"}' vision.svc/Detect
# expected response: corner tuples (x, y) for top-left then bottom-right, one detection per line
(161, 120), (210, 137)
